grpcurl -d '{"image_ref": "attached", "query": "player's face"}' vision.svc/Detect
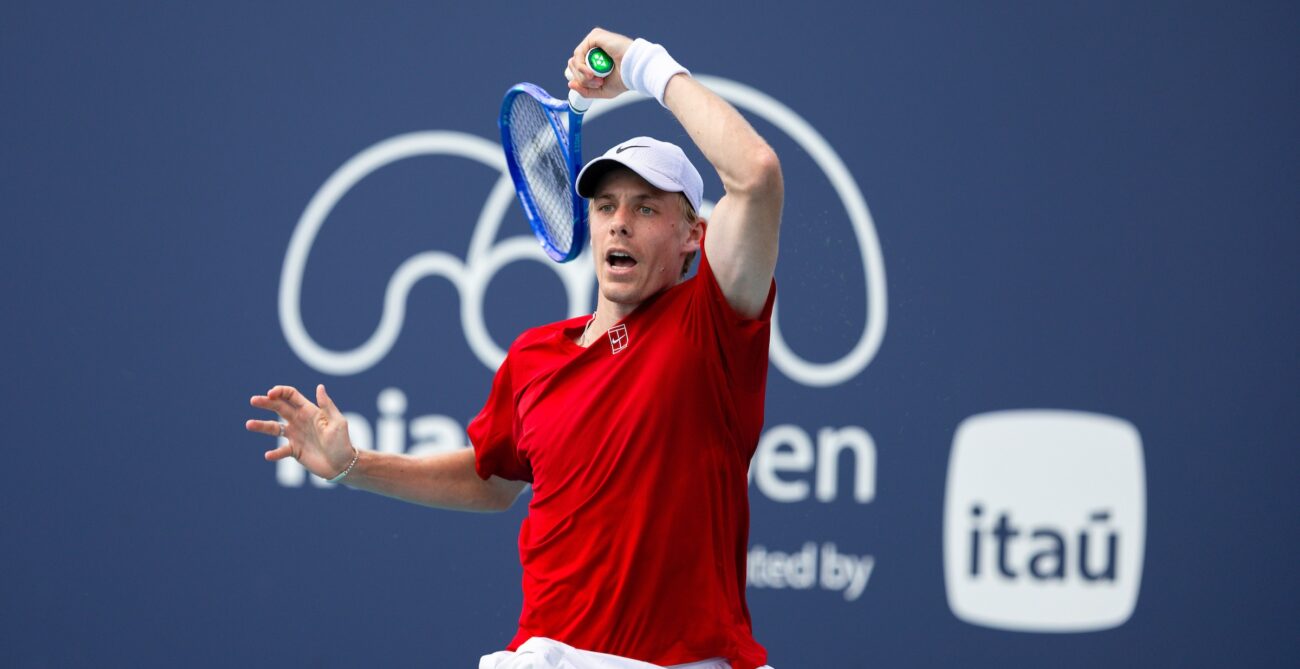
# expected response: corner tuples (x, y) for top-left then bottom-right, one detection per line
(589, 169), (700, 309)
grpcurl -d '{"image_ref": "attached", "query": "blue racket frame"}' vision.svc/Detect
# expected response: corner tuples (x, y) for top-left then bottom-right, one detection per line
(499, 83), (588, 263)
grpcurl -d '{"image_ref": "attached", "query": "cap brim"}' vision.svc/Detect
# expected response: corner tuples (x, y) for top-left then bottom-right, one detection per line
(575, 157), (684, 201)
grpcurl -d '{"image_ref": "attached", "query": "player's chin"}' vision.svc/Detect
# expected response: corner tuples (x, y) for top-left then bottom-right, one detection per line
(599, 265), (636, 285)
(598, 279), (647, 305)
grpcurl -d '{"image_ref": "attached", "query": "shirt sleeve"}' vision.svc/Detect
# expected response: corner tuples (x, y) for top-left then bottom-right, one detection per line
(467, 353), (533, 482)
(692, 247), (777, 394)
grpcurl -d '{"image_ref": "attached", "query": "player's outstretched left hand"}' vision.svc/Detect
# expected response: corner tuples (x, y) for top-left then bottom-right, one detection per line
(246, 384), (354, 480)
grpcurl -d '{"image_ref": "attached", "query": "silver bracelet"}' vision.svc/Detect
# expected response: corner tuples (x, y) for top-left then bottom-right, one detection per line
(326, 447), (360, 484)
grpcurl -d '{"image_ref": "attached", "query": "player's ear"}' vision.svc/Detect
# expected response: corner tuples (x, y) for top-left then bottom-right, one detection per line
(684, 217), (706, 253)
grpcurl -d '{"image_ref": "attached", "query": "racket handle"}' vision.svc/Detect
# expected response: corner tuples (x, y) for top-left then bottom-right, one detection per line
(585, 48), (614, 77)
(566, 70), (592, 113)
(566, 48), (613, 113)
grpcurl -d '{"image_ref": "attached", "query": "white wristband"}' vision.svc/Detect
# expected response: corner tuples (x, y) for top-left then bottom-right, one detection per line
(620, 38), (689, 107)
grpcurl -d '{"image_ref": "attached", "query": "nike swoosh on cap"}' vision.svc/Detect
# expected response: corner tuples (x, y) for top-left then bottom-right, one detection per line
(615, 145), (649, 154)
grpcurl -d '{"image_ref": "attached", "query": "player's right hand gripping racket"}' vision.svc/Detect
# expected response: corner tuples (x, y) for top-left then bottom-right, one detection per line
(499, 48), (614, 263)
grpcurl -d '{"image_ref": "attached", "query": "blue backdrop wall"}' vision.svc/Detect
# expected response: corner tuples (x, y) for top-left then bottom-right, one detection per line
(2, 2), (1297, 667)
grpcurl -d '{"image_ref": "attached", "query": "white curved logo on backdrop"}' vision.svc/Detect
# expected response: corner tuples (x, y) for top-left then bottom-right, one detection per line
(280, 76), (886, 387)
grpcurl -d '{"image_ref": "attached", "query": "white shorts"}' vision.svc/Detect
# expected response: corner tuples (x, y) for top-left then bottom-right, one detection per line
(478, 637), (774, 669)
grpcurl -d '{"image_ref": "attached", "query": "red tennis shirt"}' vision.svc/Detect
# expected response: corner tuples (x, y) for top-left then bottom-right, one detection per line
(468, 250), (774, 669)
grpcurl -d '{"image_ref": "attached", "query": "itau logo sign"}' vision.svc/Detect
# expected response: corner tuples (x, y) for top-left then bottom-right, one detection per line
(943, 410), (1146, 632)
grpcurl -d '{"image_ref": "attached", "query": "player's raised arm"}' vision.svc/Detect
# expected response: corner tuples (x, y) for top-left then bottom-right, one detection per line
(568, 28), (783, 318)
(246, 384), (524, 512)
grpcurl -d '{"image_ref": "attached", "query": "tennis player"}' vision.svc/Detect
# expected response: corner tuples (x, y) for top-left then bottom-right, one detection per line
(247, 28), (781, 669)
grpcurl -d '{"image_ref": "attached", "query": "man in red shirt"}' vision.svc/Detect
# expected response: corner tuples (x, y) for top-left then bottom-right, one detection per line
(247, 28), (782, 669)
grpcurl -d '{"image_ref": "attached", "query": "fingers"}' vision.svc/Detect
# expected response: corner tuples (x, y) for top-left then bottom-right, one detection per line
(567, 28), (633, 100)
(316, 384), (337, 416)
(249, 415), (291, 461)
(566, 62), (615, 100)
(572, 32), (595, 74)
(269, 385), (310, 409)
(249, 395), (290, 422)
(250, 385), (318, 420)
(245, 419), (285, 437)
(568, 54), (600, 87)
(569, 27), (626, 89)
(249, 385), (313, 464)
(566, 60), (602, 93)
(264, 443), (294, 462)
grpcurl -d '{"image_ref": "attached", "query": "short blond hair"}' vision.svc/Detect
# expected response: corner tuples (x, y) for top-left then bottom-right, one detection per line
(678, 193), (698, 278)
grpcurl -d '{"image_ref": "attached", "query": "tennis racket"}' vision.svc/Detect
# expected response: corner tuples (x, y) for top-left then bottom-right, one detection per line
(499, 48), (613, 263)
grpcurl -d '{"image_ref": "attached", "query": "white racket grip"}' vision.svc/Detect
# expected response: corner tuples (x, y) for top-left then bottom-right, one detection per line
(565, 67), (592, 113)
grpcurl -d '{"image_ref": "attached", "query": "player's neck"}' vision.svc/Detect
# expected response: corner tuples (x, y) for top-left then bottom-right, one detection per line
(600, 297), (640, 324)
(578, 296), (639, 347)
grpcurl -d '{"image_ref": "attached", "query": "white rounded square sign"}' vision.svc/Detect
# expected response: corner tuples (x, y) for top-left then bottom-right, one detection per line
(943, 410), (1146, 632)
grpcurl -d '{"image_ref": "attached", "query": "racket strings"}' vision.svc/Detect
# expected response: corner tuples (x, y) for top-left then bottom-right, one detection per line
(507, 94), (576, 254)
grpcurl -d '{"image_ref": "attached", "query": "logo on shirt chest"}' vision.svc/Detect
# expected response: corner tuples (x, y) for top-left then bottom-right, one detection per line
(607, 324), (629, 354)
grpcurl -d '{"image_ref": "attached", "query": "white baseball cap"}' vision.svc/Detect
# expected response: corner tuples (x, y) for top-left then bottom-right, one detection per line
(575, 136), (703, 212)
